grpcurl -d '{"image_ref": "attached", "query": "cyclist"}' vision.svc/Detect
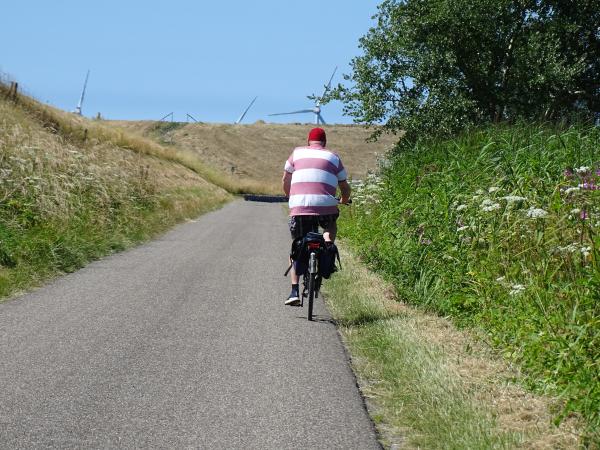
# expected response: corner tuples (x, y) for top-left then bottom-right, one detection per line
(282, 127), (351, 305)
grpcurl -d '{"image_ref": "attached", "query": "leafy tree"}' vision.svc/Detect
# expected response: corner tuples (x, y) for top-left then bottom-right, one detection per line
(333, 0), (600, 142)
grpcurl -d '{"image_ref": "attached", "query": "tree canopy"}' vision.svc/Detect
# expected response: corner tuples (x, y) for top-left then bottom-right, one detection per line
(334, 0), (600, 141)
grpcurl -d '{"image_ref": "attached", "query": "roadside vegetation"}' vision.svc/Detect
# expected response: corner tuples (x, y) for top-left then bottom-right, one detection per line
(324, 246), (581, 449)
(0, 84), (262, 196)
(338, 123), (599, 444)
(332, 0), (599, 142)
(327, 1), (599, 445)
(0, 82), (231, 299)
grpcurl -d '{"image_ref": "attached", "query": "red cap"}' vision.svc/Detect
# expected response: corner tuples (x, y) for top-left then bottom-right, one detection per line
(308, 127), (326, 143)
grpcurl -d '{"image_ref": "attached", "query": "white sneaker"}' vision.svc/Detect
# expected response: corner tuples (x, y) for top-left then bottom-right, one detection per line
(285, 292), (300, 306)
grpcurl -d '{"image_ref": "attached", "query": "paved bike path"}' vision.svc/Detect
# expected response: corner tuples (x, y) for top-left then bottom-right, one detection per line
(0, 200), (380, 449)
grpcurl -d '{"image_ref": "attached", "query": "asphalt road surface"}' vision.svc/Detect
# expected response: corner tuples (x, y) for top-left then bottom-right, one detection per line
(0, 200), (380, 449)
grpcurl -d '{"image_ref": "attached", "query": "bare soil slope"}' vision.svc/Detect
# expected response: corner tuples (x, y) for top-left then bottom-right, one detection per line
(109, 121), (399, 193)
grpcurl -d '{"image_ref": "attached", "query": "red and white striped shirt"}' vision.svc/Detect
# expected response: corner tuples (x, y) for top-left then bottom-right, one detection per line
(284, 143), (347, 216)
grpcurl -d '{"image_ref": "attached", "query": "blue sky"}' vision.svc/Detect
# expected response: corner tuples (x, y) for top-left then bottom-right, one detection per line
(1, 1), (380, 123)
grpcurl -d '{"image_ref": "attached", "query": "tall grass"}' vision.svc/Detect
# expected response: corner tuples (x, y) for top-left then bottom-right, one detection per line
(324, 246), (580, 448)
(0, 88), (230, 298)
(0, 81), (266, 195)
(341, 123), (600, 443)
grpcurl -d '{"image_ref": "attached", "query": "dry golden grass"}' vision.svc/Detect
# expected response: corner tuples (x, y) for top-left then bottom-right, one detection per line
(0, 90), (228, 223)
(108, 120), (400, 194)
(0, 83), (253, 195)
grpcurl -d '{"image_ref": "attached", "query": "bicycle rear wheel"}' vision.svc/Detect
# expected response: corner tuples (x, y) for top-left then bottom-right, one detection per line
(307, 252), (318, 321)
(307, 272), (316, 321)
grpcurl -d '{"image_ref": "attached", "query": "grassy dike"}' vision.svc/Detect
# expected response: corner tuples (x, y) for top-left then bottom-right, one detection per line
(0, 86), (231, 299)
(323, 246), (581, 449)
(334, 123), (599, 446)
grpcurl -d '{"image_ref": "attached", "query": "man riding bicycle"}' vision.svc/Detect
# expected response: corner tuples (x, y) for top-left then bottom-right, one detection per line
(282, 127), (351, 305)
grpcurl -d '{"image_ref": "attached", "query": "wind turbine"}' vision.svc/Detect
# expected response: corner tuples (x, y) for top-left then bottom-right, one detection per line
(235, 96), (257, 124)
(73, 70), (90, 116)
(269, 67), (337, 124)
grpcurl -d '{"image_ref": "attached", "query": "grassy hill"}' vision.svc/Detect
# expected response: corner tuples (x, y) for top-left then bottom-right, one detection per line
(340, 123), (600, 442)
(0, 82), (231, 298)
(108, 120), (399, 194)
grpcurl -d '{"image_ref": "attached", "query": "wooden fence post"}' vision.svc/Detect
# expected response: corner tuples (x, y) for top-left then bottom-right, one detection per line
(5, 82), (14, 99)
(8, 82), (19, 101)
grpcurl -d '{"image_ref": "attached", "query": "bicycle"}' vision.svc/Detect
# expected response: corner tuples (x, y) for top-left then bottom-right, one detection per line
(284, 200), (349, 321)
(301, 232), (325, 321)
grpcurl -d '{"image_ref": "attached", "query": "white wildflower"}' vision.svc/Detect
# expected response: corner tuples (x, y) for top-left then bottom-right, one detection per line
(481, 199), (500, 212)
(576, 166), (590, 174)
(488, 186), (500, 193)
(475, 189), (485, 195)
(502, 195), (526, 203)
(570, 208), (581, 215)
(509, 284), (526, 296)
(496, 276), (506, 282)
(456, 204), (468, 212)
(564, 187), (580, 195)
(558, 244), (578, 253)
(581, 246), (592, 258)
(526, 207), (548, 219)
(482, 204), (501, 212)
(457, 225), (469, 232)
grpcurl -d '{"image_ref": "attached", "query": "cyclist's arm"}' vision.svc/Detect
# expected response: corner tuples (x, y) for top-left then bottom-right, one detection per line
(339, 180), (351, 204)
(282, 171), (292, 197)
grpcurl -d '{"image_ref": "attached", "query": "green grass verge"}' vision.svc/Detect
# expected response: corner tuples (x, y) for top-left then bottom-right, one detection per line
(324, 246), (581, 449)
(323, 248), (526, 449)
(0, 186), (229, 300)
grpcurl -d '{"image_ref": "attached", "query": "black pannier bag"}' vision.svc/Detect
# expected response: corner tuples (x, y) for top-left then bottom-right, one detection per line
(319, 242), (341, 279)
(287, 232), (341, 278)
(289, 236), (308, 276)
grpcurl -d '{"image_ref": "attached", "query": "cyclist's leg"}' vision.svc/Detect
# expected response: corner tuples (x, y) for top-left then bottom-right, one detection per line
(319, 213), (339, 243)
(289, 259), (299, 285)
(288, 216), (305, 286)
(287, 215), (314, 302)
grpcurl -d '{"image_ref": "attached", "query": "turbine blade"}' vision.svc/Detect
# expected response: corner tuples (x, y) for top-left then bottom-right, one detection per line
(268, 109), (313, 116)
(236, 96), (258, 124)
(318, 66), (337, 103)
(76, 69), (90, 114)
(317, 113), (326, 125)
